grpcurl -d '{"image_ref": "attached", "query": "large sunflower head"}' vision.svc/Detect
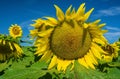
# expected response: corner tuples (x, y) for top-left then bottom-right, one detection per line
(9, 24), (22, 38)
(30, 3), (108, 71)
(0, 35), (23, 61)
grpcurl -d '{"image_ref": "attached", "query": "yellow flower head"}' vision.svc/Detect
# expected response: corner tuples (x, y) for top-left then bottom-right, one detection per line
(101, 43), (119, 62)
(9, 24), (22, 38)
(0, 39), (23, 61)
(30, 3), (108, 71)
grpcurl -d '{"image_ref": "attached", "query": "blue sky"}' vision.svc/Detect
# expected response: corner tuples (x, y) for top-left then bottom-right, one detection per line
(0, 0), (120, 43)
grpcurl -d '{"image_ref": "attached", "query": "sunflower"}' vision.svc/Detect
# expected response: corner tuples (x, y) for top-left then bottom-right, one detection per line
(0, 39), (23, 61)
(9, 24), (22, 38)
(30, 3), (108, 71)
(101, 42), (119, 62)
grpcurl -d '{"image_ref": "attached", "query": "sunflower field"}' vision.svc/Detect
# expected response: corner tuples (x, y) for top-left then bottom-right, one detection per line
(0, 3), (120, 79)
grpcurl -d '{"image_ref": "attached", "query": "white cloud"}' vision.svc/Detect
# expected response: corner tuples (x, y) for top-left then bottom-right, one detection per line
(104, 26), (120, 43)
(105, 26), (120, 31)
(94, 6), (120, 17)
(19, 20), (33, 30)
(105, 32), (120, 36)
(104, 32), (120, 43)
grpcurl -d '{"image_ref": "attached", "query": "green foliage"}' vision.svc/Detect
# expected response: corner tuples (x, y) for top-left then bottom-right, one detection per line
(0, 61), (12, 72)
(73, 60), (105, 79)
(0, 40), (120, 79)
(1, 62), (48, 79)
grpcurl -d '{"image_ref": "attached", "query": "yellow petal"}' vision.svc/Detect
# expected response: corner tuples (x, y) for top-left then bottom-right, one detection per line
(57, 58), (63, 71)
(84, 54), (95, 69)
(65, 5), (72, 19)
(84, 23), (89, 28)
(93, 19), (101, 24)
(0, 39), (2, 43)
(44, 17), (58, 26)
(93, 38), (105, 45)
(31, 19), (44, 28)
(30, 29), (38, 38)
(78, 57), (89, 68)
(40, 50), (52, 62)
(76, 3), (85, 16)
(56, 58), (72, 71)
(98, 23), (106, 28)
(89, 50), (98, 65)
(9, 42), (13, 51)
(38, 28), (53, 37)
(3, 40), (5, 45)
(102, 55), (113, 62)
(35, 44), (48, 55)
(61, 60), (72, 71)
(101, 30), (108, 33)
(83, 8), (94, 21)
(92, 42), (106, 54)
(54, 5), (64, 21)
(13, 43), (23, 53)
(48, 55), (57, 69)
(91, 46), (101, 59)
(71, 8), (75, 15)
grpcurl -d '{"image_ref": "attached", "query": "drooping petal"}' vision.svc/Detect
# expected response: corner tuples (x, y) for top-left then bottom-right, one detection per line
(35, 44), (48, 55)
(61, 60), (72, 71)
(92, 42), (106, 54)
(48, 55), (57, 69)
(89, 50), (98, 65)
(93, 38), (106, 45)
(78, 57), (89, 68)
(9, 42), (13, 51)
(40, 50), (52, 62)
(84, 54), (95, 69)
(91, 46), (101, 59)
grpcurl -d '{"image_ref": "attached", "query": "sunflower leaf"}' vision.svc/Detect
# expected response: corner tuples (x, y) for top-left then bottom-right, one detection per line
(1, 61), (48, 79)
(104, 68), (120, 79)
(74, 60), (105, 79)
(0, 46), (50, 79)
(0, 61), (12, 72)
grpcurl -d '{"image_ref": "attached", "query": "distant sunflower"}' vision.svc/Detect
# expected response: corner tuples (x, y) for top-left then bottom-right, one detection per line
(101, 43), (119, 62)
(31, 3), (108, 71)
(9, 24), (22, 38)
(0, 39), (23, 61)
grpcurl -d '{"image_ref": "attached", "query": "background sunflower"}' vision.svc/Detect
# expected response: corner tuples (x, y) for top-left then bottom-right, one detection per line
(0, 38), (23, 61)
(9, 24), (22, 38)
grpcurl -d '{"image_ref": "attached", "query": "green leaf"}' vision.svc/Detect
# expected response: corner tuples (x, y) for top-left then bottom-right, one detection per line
(108, 62), (120, 67)
(74, 60), (105, 79)
(104, 68), (120, 79)
(0, 61), (12, 72)
(0, 46), (45, 79)
(1, 61), (48, 79)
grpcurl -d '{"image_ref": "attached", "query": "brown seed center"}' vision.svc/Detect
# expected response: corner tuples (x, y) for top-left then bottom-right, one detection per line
(50, 22), (91, 60)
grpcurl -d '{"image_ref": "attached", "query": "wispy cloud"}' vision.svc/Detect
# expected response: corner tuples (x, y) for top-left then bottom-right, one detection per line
(104, 26), (120, 43)
(105, 26), (120, 31)
(104, 32), (120, 43)
(19, 20), (34, 46)
(20, 20), (33, 30)
(94, 6), (120, 17)
(19, 20), (34, 37)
